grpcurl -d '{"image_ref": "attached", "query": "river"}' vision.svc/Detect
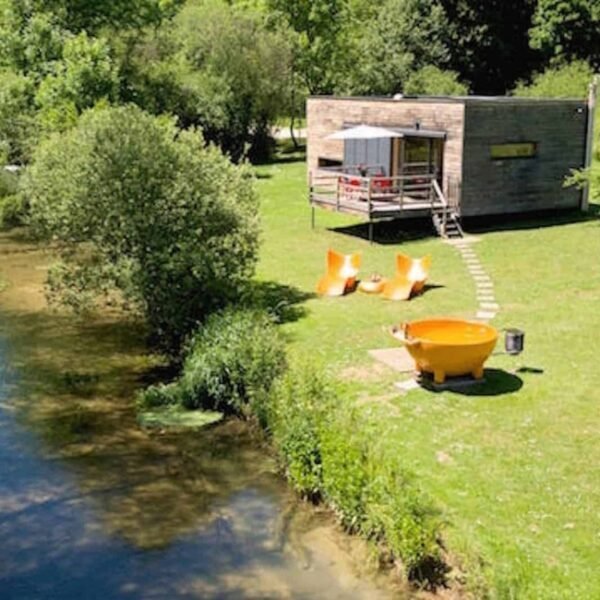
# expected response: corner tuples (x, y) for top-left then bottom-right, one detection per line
(0, 231), (406, 599)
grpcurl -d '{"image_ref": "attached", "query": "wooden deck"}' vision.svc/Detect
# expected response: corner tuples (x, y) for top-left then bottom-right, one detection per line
(309, 168), (447, 221)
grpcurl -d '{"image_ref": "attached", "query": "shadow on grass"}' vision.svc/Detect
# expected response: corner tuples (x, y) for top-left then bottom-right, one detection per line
(324, 205), (600, 244)
(463, 204), (600, 235)
(424, 369), (523, 397)
(328, 218), (437, 245)
(422, 283), (445, 294)
(253, 141), (306, 167)
(245, 280), (314, 325)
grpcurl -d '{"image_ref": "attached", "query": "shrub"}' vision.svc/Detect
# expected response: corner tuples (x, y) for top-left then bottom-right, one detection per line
(269, 364), (336, 498)
(25, 104), (260, 353)
(363, 456), (441, 573)
(0, 193), (28, 229)
(320, 414), (369, 531)
(137, 382), (183, 410)
(0, 169), (18, 198)
(177, 309), (287, 415)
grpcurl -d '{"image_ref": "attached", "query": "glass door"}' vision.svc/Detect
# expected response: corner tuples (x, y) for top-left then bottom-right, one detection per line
(398, 137), (443, 182)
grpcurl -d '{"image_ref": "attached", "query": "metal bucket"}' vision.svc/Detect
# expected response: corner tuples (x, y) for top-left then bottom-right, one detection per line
(504, 328), (525, 355)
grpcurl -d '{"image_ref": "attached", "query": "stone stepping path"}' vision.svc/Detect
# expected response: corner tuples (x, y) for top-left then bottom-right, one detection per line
(449, 237), (500, 323)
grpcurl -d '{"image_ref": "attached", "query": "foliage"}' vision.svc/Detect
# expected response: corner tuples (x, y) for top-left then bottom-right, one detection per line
(362, 457), (441, 574)
(268, 363), (335, 497)
(0, 193), (28, 229)
(346, 0), (451, 95)
(174, 0), (292, 161)
(530, 0), (600, 68)
(35, 33), (119, 133)
(175, 308), (287, 415)
(0, 69), (37, 163)
(0, 4), (67, 76)
(319, 414), (369, 530)
(25, 105), (260, 352)
(404, 65), (468, 96)
(266, 0), (347, 95)
(513, 60), (595, 98)
(440, 0), (539, 94)
(0, 0), (183, 39)
(265, 361), (441, 572)
(139, 308), (286, 417)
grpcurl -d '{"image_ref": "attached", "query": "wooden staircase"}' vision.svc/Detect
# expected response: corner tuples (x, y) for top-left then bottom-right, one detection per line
(432, 205), (464, 239)
(430, 180), (464, 239)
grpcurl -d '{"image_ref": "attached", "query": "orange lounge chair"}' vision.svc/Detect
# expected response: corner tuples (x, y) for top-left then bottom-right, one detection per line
(316, 249), (361, 297)
(382, 253), (431, 301)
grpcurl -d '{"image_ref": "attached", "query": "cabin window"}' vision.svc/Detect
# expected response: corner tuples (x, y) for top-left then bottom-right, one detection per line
(318, 157), (342, 168)
(491, 142), (537, 160)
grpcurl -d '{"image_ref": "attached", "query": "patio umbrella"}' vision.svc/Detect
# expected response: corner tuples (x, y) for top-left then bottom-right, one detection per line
(326, 124), (404, 140)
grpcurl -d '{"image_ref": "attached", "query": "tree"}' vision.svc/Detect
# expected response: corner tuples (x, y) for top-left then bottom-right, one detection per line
(35, 33), (119, 132)
(345, 0), (452, 95)
(440, 0), (539, 94)
(404, 65), (468, 96)
(25, 105), (260, 352)
(513, 60), (594, 98)
(0, 69), (37, 163)
(530, 0), (600, 68)
(0, 4), (66, 76)
(174, 0), (292, 160)
(266, 0), (347, 95)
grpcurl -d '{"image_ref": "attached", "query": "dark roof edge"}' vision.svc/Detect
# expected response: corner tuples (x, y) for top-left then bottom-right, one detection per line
(308, 95), (586, 105)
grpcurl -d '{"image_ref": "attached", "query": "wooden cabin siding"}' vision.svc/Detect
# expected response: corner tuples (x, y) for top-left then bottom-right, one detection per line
(307, 97), (465, 199)
(461, 100), (588, 216)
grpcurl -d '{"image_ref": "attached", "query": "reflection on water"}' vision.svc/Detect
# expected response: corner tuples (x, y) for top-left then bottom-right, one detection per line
(0, 231), (405, 600)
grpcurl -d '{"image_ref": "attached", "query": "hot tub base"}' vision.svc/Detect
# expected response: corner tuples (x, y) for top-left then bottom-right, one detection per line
(426, 365), (484, 385)
(418, 371), (487, 391)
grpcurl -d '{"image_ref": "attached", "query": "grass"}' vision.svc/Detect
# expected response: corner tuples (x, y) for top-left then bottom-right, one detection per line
(255, 146), (600, 598)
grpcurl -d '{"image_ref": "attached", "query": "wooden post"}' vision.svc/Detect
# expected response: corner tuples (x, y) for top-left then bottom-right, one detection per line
(311, 205), (315, 230)
(582, 75), (598, 212)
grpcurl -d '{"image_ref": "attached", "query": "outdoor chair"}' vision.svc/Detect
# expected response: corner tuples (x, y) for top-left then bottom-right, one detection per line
(382, 253), (431, 301)
(316, 249), (361, 297)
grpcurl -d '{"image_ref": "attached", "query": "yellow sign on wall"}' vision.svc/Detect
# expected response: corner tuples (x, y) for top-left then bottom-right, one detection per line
(491, 142), (537, 159)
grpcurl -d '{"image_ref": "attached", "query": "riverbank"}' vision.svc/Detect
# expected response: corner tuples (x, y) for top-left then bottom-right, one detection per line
(255, 149), (600, 598)
(0, 229), (408, 599)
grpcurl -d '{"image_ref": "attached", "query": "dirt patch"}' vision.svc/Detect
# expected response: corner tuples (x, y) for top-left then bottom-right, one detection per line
(340, 361), (394, 382)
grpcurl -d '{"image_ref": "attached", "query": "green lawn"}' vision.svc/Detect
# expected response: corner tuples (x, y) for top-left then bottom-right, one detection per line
(255, 150), (600, 598)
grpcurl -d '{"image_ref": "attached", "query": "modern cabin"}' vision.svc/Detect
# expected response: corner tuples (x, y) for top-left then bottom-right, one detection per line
(307, 95), (593, 239)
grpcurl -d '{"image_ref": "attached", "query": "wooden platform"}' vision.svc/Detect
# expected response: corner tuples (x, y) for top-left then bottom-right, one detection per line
(311, 193), (443, 220)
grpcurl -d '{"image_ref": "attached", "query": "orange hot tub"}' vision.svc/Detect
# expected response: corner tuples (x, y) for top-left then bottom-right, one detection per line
(392, 318), (498, 384)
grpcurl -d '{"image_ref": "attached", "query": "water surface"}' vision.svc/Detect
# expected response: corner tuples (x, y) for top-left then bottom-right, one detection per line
(0, 231), (405, 599)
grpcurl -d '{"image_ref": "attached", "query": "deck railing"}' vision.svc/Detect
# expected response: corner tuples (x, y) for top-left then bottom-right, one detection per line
(309, 167), (440, 214)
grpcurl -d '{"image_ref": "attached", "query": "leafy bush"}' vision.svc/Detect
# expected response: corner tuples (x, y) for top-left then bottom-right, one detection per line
(0, 169), (18, 198)
(142, 309), (287, 415)
(0, 70), (37, 164)
(25, 104), (260, 353)
(513, 61), (595, 98)
(320, 415), (369, 531)
(362, 457), (441, 573)
(0, 193), (28, 229)
(268, 363), (336, 497)
(266, 364), (442, 572)
(137, 382), (183, 409)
